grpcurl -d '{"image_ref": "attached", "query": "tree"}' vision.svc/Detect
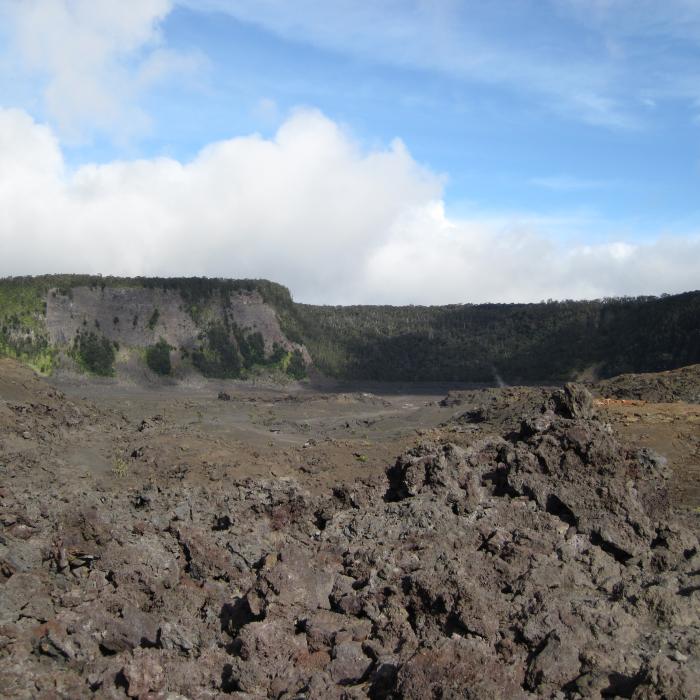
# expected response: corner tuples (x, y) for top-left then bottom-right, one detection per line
(286, 349), (306, 379)
(191, 322), (242, 378)
(146, 338), (172, 375)
(74, 330), (115, 376)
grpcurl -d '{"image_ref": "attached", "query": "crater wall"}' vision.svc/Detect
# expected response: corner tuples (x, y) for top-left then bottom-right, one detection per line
(45, 286), (298, 355)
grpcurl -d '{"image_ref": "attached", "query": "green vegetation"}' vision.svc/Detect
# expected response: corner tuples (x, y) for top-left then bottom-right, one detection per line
(0, 274), (293, 347)
(0, 319), (55, 374)
(0, 280), (46, 330)
(192, 322), (242, 378)
(0, 275), (298, 377)
(191, 321), (305, 380)
(146, 338), (172, 376)
(286, 349), (307, 379)
(147, 308), (160, 330)
(269, 342), (286, 364)
(1, 275), (697, 383)
(112, 456), (129, 478)
(0, 277), (55, 373)
(292, 292), (700, 382)
(138, 276), (295, 326)
(73, 329), (116, 376)
(237, 330), (266, 368)
(24, 348), (57, 375)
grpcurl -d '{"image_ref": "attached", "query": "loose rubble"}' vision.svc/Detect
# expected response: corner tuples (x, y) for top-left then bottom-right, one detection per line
(592, 364), (700, 404)
(1, 374), (699, 698)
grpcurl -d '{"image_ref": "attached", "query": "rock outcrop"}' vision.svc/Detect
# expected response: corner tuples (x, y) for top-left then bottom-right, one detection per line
(592, 364), (700, 404)
(46, 286), (296, 359)
(1, 385), (698, 698)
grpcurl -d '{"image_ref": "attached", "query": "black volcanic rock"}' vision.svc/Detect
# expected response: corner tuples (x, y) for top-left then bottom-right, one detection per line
(0, 383), (698, 698)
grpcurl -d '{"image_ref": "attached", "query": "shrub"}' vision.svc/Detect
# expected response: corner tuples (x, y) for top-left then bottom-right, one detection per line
(74, 330), (115, 376)
(146, 338), (172, 375)
(147, 308), (160, 330)
(112, 457), (129, 478)
(286, 349), (306, 379)
(191, 322), (241, 378)
(269, 342), (286, 364)
(247, 331), (266, 365)
(238, 329), (266, 369)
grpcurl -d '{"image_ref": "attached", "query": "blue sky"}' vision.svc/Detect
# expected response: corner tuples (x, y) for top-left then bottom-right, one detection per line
(0, 1), (698, 303)
(53, 2), (700, 231)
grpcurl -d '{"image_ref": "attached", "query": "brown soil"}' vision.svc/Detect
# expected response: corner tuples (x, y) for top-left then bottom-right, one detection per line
(596, 398), (700, 520)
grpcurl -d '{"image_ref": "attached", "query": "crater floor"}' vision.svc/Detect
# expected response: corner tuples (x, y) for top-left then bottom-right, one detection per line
(1, 359), (699, 699)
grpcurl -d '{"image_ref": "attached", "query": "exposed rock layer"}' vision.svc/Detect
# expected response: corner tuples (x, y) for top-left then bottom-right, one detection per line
(46, 286), (299, 357)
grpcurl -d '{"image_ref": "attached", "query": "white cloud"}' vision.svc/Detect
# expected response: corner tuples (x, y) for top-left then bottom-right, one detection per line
(0, 107), (698, 304)
(0, 0), (200, 142)
(181, 0), (628, 128)
(180, 0), (700, 129)
(4, 0), (698, 139)
(362, 203), (700, 304)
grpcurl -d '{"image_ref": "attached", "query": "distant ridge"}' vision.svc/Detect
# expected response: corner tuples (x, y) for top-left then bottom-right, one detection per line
(1, 275), (698, 383)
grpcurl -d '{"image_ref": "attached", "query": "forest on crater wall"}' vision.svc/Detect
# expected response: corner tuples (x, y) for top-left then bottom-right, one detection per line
(290, 291), (700, 382)
(0, 275), (698, 383)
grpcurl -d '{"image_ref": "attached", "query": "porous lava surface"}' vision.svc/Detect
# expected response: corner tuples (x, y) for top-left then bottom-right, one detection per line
(592, 364), (700, 404)
(1, 382), (699, 699)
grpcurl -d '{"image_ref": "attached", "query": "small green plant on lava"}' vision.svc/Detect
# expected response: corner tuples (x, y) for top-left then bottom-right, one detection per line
(112, 457), (129, 478)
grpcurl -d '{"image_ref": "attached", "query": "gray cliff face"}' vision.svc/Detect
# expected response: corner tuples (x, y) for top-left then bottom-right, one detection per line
(227, 291), (301, 356)
(44, 285), (308, 375)
(46, 287), (199, 349)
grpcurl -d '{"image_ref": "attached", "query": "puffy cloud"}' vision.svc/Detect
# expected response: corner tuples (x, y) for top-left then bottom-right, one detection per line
(0, 107), (698, 304)
(0, 0), (200, 141)
(363, 203), (700, 304)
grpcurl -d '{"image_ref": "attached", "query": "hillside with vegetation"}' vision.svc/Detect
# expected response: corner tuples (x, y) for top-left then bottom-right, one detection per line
(0, 275), (306, 380)
(0, 275), (698, 383)
(290, 291), (700, 382)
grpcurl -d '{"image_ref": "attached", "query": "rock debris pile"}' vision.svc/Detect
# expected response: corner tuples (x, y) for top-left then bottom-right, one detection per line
(1, 384), (699, 698)
(592, 364), (700, 404)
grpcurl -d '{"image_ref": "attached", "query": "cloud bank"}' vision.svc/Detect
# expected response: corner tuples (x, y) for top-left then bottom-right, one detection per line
(0, 107), (698, 305)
